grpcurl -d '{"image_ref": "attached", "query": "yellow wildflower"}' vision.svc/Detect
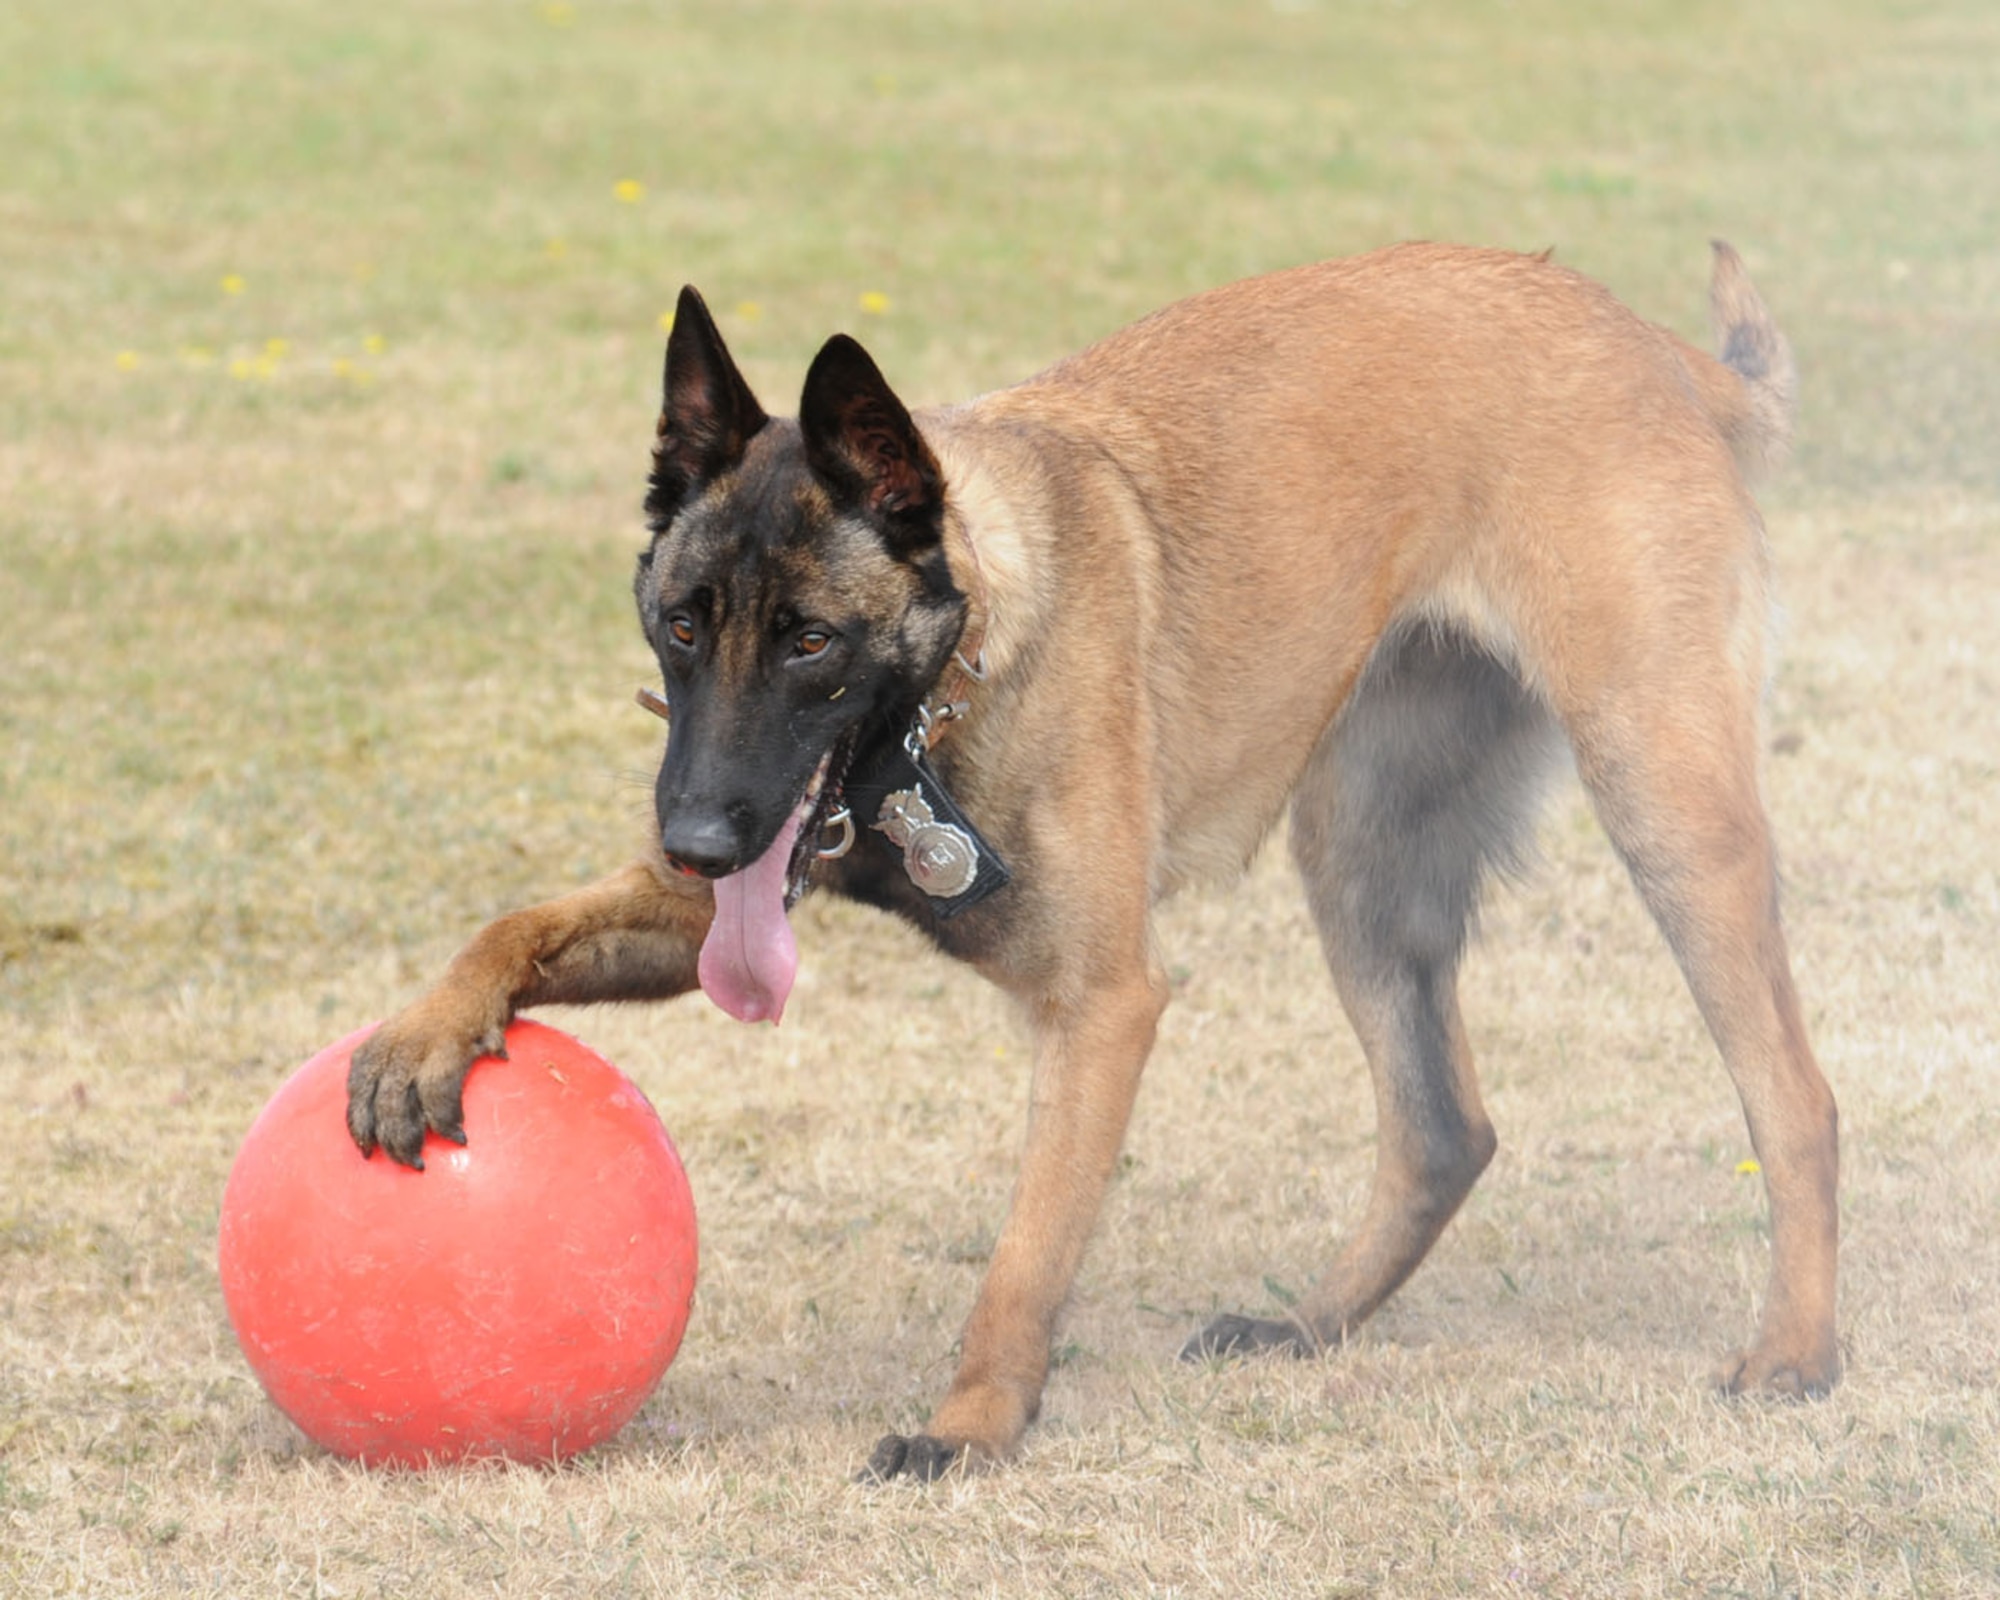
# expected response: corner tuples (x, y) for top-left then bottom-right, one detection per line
(115, 350), (141, 372)
(363, 334), (387, 356)
(1735, 1158), (1762, 1176)
(657, 309), (675, 334)
(858, 291), (891, 315)
(614, 178), (644, 204)
(220, 274), (246, 296)
(542, 1), (575, 24)
(263, 338), (289, 360)
(735, 300), (763, 322)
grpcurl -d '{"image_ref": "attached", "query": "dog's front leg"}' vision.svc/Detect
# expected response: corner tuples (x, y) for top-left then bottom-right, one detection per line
(864, 961), (1169, 1482)
(346, 859), (709, 1167)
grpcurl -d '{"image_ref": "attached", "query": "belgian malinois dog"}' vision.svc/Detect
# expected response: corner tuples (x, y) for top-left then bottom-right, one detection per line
(347, 241), (1839, 1481)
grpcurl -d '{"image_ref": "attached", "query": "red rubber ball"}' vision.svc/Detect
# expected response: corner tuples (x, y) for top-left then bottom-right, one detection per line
(219, 1020), (696, 1467)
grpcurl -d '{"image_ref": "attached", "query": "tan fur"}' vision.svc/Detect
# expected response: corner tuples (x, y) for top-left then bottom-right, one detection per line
(350, 242), (1837, 1482)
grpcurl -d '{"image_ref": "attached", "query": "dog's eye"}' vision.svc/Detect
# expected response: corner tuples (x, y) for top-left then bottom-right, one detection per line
(668, 615), (695, 648)
(795, 630), (831, 658)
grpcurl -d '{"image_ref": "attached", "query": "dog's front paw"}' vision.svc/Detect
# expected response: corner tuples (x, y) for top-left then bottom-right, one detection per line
(856, 1433), (969, 1484)
(344, 999), (510, 1168)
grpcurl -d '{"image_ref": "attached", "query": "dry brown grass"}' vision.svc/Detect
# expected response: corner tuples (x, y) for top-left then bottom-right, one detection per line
(5, 0), (1998, 1594)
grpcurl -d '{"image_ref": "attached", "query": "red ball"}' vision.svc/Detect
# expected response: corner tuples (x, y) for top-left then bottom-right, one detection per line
(219, 1020), (697, 1467)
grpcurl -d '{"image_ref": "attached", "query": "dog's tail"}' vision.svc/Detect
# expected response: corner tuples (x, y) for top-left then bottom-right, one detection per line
(1697, 239), (1796, 482)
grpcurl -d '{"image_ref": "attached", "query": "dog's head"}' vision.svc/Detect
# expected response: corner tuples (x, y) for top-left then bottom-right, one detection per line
(634, 286), (966, 887)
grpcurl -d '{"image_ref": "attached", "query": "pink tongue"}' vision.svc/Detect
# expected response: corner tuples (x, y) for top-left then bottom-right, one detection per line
(697, 810), (805, 1024)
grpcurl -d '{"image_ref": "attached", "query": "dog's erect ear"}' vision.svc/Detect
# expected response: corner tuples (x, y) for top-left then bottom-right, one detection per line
(799, 334), (942, 551)
(647, 286), (769, 522)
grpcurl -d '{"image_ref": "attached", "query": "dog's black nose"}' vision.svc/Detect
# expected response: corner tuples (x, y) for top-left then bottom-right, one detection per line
(659, 815), (741, 879)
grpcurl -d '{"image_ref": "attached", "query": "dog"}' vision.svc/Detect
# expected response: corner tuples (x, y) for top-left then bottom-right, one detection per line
(346, 241), (1839, 1481)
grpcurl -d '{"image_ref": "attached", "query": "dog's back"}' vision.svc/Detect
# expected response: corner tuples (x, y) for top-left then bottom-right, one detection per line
(936, 243), (1795, 889)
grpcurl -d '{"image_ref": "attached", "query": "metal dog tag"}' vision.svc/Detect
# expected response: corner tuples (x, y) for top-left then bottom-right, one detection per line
(873, 789), (981, 900)
(873, 788), (933, 849)
(844, 741), (1010, 919)
(905, 820), (979, 898)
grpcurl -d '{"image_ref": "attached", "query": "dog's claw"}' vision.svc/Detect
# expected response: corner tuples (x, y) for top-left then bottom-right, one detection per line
(345, 1008), (507, 1170)
(858, 1433), (962, 1484)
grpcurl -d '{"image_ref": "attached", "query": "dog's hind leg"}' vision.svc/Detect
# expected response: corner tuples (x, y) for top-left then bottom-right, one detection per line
(1563, 624), (1839, 1397)
(1183, 622), (1562, 1360)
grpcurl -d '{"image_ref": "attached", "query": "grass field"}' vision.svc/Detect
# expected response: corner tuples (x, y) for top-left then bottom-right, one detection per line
(4, 0), (1998, 1593)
